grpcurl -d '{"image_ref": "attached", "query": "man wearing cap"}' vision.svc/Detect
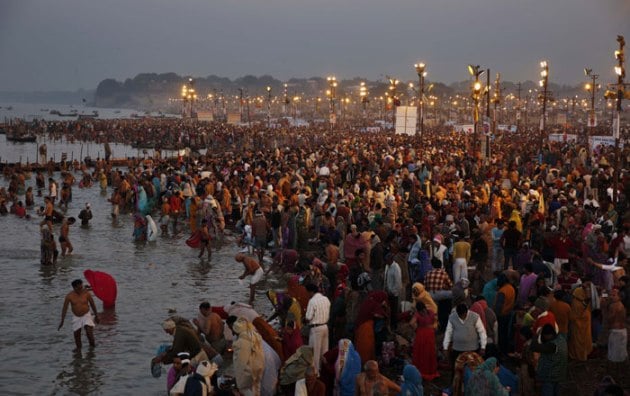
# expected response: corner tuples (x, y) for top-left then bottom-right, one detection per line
(167, 352), (193, 393)
(429, 234), (447, 268)
(78, 203), (93, 227)
(153, 319), (208, 367)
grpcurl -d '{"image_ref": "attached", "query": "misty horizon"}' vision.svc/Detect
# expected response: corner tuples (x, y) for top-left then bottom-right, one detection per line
(1, 0), (628, 92)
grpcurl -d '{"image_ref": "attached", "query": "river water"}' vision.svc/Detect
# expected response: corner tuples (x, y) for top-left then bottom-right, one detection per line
(0, 134), (184, 165)
(0, 145), (277, 395)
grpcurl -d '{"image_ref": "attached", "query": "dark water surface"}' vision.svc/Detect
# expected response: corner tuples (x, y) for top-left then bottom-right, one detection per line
(0, 169), (277, 395)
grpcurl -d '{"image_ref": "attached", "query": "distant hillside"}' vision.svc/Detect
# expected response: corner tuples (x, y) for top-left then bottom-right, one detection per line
(0, 90), (95, 105)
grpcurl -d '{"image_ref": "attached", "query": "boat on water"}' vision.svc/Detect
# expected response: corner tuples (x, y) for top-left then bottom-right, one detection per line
(78, 110), (99, 120)
(55, 109), (79, 117)
(6, 133), (37, 143)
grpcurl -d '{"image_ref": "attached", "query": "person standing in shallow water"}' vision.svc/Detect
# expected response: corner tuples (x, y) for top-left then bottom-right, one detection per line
(59, 217), (73, 257)
(198, 219), (212, 260)
(58, 279), (99, 350)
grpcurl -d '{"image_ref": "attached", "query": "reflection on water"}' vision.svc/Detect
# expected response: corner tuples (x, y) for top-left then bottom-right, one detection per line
(0, 134), (185, 164)
(98, 308), (118, 327)
(0, 170), (273, 394)
(53, 349), (104, 396)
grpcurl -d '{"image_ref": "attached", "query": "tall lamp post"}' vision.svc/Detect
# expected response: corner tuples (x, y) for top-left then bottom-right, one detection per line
(326, 76), (337, 130)
(181, 84), (188, 117)
(491, 73), (501, 135)
(613, 35), (625, 204)
(468, 65), (485, 155)
(584, 68), (599, 147)
(414, 62), (427, 139)
(388, 77), (399, 128)
(266, 86), (272, 128)
(283, 83), (289, 116)
(359, 82), (368, 118)
(539, 60), (549, 156)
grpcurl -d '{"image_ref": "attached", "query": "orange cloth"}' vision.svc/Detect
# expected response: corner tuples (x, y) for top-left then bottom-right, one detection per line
(497, 284), (515, 316)
(287, 278), (310, 317)
(549, 298), (571, 335)
(354, 319), (375, 364)
(568, 287), (592, 361)
(252, 316), (285, 362)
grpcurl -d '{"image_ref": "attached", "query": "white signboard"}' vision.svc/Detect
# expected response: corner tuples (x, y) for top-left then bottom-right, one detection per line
(227, 113), (241, 125)
(556, 113), (567, 125)
(395, 106), (417, 136)
(454, 124), (474, 133)
(197, 111), (214, 122)
(497, 125), (517, 132)
(549, 133), (577, 142)
(590, 135), (622, 151)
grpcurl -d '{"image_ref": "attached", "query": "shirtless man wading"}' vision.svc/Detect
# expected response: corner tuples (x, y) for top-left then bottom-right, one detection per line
(236, 253), (264, 305)
(58, 279), (99, 350)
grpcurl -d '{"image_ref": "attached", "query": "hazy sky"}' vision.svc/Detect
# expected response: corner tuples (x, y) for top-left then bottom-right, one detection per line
(0, 0), (628, 91)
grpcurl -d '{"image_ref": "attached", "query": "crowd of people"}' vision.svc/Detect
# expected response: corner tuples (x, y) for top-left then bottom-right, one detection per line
(1, 118), (630, 395)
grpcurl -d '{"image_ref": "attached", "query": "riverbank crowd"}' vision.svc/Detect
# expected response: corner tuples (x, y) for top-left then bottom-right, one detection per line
(1, 118), (630, 395)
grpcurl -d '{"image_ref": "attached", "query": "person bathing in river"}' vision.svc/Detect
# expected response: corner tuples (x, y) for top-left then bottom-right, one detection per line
(78, 203), (92, 227)
(198, 219), (212, 260)
(58, 279), (99, 350)
(59, 217), (74, 256)
(236, 253), (264, 305)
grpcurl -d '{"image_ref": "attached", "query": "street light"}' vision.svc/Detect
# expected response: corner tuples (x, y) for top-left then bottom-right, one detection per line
(539, 60), (549, 156)
(359, 82), (368, 118)
(283, 83), (289, 116)
(612, 35), (625, 204)
(584, 68), (599, 146)
(181, 84), (188, 117)
(266, 86), (272, 128)
(388, 77), (399, 127)
(327, 76), (337, 129)
(491, 73), (501, 136)
(468, 64), (485, 155)
(414, 62), (427, 139)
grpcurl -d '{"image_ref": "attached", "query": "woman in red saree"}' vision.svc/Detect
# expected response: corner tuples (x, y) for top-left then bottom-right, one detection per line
(410, 301), (440, 381)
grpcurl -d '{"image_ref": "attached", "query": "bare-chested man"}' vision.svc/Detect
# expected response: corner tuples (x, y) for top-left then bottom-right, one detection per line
(58, 279), (99, 350)
(236, 253), (264, 305)
(40, 196), (54, 231)
(606, 289), (628, 362)
(59, 217), (73, 257)
(198, 219), (212, 260)
(193, 301), (227, 354)
(355, 360), (401, 396)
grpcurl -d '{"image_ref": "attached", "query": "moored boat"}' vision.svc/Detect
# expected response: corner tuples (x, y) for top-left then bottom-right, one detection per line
(6, 133), (37, 143)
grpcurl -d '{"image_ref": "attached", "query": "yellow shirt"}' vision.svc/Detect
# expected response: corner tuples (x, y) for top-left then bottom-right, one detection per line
(452, 240), (471, 262)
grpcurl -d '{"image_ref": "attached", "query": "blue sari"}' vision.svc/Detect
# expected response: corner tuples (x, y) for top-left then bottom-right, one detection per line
(399, 364), (423, 396)
(337, 340), (361, 396)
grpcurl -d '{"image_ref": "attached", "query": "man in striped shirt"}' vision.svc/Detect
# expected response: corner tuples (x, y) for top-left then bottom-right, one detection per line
(305, 283), (330, 375)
